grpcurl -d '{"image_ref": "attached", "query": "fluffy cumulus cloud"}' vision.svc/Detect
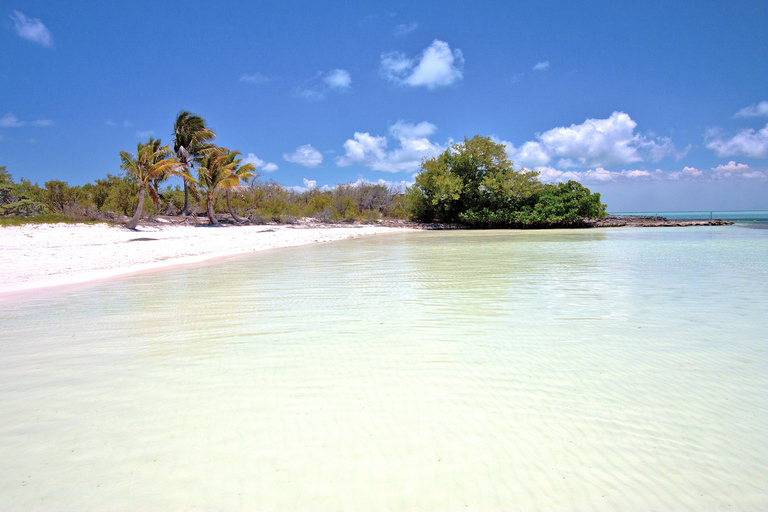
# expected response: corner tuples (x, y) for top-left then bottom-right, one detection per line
(535, 165), (665, 184)
(336, 121), (444, 173)
(290, 177), (412, 194)
(705, 124), (768, 158)
(505, 112), (683, 170)
(532, 61), (550, 71)
(712, 161), (750, 174)
(0, 112), (52, 128)
(380, 40), (464, 89)
(710, 161), (767, 180)
(242, 153), (279, 172)
(10, 10), (52, 47)
(668, 166), (704, 180)
(283, 144), (323, 168)
(323, 69), (351, 90)
(734, 101), (768, 118)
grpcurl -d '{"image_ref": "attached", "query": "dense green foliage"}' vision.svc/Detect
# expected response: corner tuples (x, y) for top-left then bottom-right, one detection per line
(2, 130), (607, 228)
(409, 136), (606, 227)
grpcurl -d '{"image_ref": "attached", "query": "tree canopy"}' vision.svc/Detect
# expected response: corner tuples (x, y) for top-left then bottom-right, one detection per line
(408, 135), (606, 227)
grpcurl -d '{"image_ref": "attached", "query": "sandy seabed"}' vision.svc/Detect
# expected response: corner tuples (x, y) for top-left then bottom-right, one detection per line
(0, 220), (414, 296)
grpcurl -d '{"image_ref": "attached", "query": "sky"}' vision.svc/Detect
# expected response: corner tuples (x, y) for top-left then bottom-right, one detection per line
(1, 0), (767, 212)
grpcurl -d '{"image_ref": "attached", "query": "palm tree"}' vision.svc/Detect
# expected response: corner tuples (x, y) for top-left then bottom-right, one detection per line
(219, 150), (258, 223)
(120, 138), (188, 230)
(173, 111), (216, 216)
(196, 147), (236, 225)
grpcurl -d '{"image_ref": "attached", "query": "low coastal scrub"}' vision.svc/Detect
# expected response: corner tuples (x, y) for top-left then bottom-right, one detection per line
(1, 164), (408, 226)
(2, 114), (606, 229)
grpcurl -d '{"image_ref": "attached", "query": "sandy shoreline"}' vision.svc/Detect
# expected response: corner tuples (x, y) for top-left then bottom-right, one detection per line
(0, 221), (416, 296)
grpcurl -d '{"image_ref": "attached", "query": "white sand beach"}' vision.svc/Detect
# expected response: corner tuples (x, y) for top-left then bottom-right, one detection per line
(0, 220), (415, 295)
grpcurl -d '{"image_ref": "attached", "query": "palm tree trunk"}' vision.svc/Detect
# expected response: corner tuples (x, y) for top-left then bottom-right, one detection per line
(207, 191), (218, 225)
(182, 179), (190, 216)
(126, 186), (145, 230)
(226, 190), (248, 223)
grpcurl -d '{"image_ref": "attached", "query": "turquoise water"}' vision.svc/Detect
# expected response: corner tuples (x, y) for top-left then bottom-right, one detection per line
(1, 226), (767, 510)
(611, 210), (768, 222)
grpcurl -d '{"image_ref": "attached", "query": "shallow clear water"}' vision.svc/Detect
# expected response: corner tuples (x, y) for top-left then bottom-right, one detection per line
(1, 226), (767, 510)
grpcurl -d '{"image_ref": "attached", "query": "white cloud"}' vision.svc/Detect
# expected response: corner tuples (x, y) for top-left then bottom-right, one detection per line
(296, 69), (352, 100)
(0, 113), (24, 127)
(710, 162), (768, 180)
(712, 161), (751, 174)
(581, 167), (615, 182)
(135, 130), (155, 138)
(243, 153), (279, 172)
(506, 112), (682, 169)
(734, 101), (768, 118)
(705, 123), (768, 158)
(0, 112), (52, 128)
(533, 166), (565, 182)
(324, 69), (351, 90)
(623, 170), (654, 179)
(348, 177), (413, 190)
(290, 177), (413, 194)
(682, 166), (703, 177)
(536, 165), (669, 184)
(239, 73), (270, 84)
(288, 178), (331, 193)
(514, 141), (550, 167)
(283, 144), (323, 168)
(10, 10), (52, 47)
(394, 22), (418, 37)
(336, 121), (444, 173)
(532, 61), (550, 71)
(389, 120), (437, 139)
(380, 40), (464, 89)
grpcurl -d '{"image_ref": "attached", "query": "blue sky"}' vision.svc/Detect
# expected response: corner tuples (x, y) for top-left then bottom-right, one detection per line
(1, 0), (767, 211)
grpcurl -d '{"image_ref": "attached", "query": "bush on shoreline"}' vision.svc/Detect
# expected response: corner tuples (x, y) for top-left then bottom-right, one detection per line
(408, 136), (607, 227)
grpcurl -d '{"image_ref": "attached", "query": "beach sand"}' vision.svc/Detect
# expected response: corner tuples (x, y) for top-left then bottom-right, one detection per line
(0, 220), (415, 295)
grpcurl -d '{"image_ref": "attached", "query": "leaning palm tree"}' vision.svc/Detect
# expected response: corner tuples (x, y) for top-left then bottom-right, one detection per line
(219, 150), (258, 223)
(120, 138), (188, 230)
(196, 147), (236, 225)
(173, 111), (216, 215)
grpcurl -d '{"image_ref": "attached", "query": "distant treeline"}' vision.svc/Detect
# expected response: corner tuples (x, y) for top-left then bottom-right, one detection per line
(2, 111), (607, 228)
(0, 165), (408, 224)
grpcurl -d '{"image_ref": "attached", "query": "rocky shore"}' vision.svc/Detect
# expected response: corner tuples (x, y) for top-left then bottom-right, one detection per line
(589, 215), (734, 227)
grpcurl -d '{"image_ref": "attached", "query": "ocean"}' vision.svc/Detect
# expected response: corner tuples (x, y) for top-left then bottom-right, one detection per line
(1, 225), (767, 510)
(611, 209), (768, 223)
